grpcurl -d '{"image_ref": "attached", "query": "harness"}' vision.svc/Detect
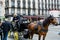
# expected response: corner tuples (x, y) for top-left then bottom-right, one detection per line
(34, 21), (48, 33)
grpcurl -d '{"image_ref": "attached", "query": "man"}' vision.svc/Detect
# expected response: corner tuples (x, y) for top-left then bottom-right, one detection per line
(13, 14), (20, 31)
(13, 14), (20, 22)
(2, 18), (12, 40)
(13, 14), (20, 40)
(13, 14), (23, 24)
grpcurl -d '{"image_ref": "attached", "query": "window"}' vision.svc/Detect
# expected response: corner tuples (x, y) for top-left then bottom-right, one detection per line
(57, 0), (59, 10)
(17, 0), (20, 7)
(32, 10), (35, 16)
(5, 0), (9, 7)
(23, 0), (26, 8)
(28, 0), (30, 8)
(51, 0), (53, 4)
(28, 9), (31, 15)
(40, 4), (42, 9)
(0, 1), (3, 15)
(48, 0), (50, 10)
(17, 9), (20, 14)
(11, 0), (15, 7)
(5, 8), (9, 14)
(22, 9), (26, 15)
(11, 8), (15, 14)
(40, 10), (42, 15)
(33, 0), (35, 9)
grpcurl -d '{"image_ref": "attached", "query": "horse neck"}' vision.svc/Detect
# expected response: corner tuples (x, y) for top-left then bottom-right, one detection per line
(43, 18), (50, 28)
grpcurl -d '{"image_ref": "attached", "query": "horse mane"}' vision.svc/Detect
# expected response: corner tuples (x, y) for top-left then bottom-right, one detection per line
(43, 17), (50, 26)
(43, 15), (54, 27)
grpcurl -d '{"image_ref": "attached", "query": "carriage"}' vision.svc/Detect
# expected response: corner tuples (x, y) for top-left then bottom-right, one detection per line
(4, 14), (58, 40)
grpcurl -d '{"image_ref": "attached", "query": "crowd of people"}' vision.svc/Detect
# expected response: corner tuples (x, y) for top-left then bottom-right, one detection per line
(0, 14), (21, 40)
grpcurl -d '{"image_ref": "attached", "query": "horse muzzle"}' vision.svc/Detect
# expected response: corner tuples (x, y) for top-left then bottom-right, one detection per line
(53, 22), (58, 26)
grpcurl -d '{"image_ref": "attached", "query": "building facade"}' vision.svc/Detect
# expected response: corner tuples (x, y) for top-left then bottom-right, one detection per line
(4, 0), (60, 16)
(0, 0), (5, 16)
(0, 0), (5, 19)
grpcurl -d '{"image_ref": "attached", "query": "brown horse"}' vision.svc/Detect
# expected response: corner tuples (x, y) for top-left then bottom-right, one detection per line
(27, 15), (58, 40)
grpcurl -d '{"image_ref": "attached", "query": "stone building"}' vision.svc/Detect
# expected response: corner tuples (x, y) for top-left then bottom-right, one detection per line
(1, 0), (60, 17)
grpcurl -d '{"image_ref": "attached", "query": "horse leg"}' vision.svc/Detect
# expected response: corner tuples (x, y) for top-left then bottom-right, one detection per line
(29, 33), (31, 39)
(28, 33), (33, 40)
(38, 35), (41, 40)
(43, 34), (46, 40)
(30, 33), (34, 39)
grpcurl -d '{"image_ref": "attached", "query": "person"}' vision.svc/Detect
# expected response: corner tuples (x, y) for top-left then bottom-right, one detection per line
(13, 14), (20, 30)
(13, 14), (20, 22)
(12, 14), (20, 40)
(0, 19), (3, 40)
(2, 18), (12, 40)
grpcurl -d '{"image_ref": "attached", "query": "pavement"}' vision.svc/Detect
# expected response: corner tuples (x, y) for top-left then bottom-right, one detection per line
(0, 25), (60, 40)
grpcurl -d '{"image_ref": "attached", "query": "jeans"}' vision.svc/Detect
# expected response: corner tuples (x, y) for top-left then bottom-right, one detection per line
(2, 31), (8, 40)
(0, 33), (2, 40)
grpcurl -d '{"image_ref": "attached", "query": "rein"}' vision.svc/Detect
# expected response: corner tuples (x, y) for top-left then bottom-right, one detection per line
(38, 21), (48, 32)
(37, 17), (51, 32)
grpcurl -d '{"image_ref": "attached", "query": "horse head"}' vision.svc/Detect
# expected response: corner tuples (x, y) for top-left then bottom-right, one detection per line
(48, 15), (58, 25)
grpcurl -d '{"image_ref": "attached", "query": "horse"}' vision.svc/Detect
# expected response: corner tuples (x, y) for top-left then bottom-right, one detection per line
(27, 15), (58, 40)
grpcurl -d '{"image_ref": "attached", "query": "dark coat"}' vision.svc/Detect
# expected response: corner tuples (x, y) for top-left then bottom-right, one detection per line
(0, 26), (3, 33)
(0, 22), (2, 32)
(2, 21), (12, 32)
(13, 16), (20, 22)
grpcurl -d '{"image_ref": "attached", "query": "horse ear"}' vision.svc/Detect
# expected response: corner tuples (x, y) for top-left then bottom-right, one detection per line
(50, 15), (54, 18)
(50, 15), (52, 17)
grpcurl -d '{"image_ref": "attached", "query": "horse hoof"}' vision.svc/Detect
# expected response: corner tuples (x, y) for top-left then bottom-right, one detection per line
(28, 39), (32, 40)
